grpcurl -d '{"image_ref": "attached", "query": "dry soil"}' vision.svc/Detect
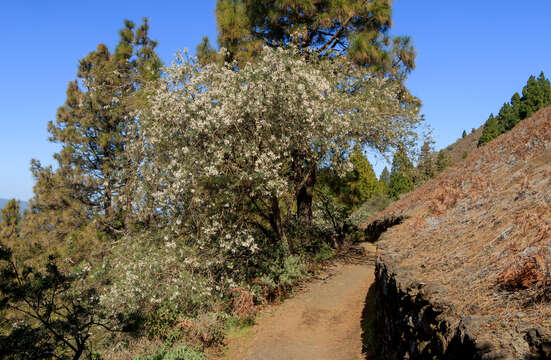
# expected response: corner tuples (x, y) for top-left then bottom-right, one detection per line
(221, 243), (376, 360)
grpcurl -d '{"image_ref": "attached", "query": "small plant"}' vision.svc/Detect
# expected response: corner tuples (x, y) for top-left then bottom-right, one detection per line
(134, 346), (205, 360)
(462, 151), (468, 159)
(314, 242), (336, 262)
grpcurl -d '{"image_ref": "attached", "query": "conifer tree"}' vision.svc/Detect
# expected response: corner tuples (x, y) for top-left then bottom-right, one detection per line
(497, 102), (518, 133)
(462, 130), (467, 138)
(417, 141), (435, 182)
(196, 36), (220, 65)
(509, 92), (522, 127)
(519, 72), (551, 119)
(380, 166), (391, 189)
(435, 150), (452, 173)
(347, 147), (383, 207)
(478, 114), (501, 146)
(28, 19), (161, 241)
(215, 0), (415, 81)
(388, 147), (414, 200)
(0, 200), (21, 248)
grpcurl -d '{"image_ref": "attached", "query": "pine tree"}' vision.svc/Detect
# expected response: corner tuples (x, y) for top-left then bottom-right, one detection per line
(417, 141), (435, 182)
(462, 130), (467, 138)
(196, 36), (220, 65)
(435, 150), (452, 173)
(347, 147), (383, 207)
(0, 199), (21, 243)
(496, 102), (516, 133)
(380, 167), (391, 188)
(388, 147), (414, 200)
(478, 114), (501, 146)
(215, 0), (415, 81)
(519, 73), (551, 119)
(28, 19), (161, 242)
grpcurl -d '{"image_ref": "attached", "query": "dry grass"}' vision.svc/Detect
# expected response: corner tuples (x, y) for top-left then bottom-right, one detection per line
(365, 106), (551, 339)
(441, 127), (484, 165)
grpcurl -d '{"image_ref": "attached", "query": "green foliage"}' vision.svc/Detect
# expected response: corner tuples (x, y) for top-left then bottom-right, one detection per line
(9, 9), (422, 359)
(0, 244), (108, 360)
(314, 242), (336, 262)
(478, 72), (551, 146)
(519, 73), (551, 119)
(97, 232), (218, 326)
(462, 130), (467, 138)
(348, 148), (385, 204)
(258, 255), (308, 296)
(478, 114), (501, 146)
(0, 200), (22, 255)
(215, 0), (415, 82)
(435, 150), (452, 173)
(195, 37), (220, 65)
(388, 148), (415, 200)
(379, 167), (390, 189)
(316, 147), (384, 215)
(313, 183), (352, 247)
(462, 151), (468, 159)
(416, 141), (435, 183)
(134, 346), (205, 360)
(28, 19), (161, 245)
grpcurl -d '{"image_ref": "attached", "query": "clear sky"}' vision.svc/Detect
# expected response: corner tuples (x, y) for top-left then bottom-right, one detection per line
(1, 1), (551, 200)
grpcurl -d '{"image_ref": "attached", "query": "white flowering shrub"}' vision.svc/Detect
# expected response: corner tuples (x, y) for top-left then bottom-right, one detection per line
(96, 232), (219, 325)
(133, 45), (421, 283)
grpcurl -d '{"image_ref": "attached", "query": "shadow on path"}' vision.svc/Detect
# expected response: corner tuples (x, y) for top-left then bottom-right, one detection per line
(361, 282), (378, 360)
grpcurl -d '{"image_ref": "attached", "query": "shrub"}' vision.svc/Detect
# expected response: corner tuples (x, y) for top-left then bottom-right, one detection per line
(134, 346), (205, 360)
(0, 244), (109, 360)
(314, 242), (336, 262)
(96, 232), (219, 335)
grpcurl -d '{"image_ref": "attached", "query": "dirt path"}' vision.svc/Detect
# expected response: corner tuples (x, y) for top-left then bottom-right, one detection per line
(222, 243), (376, 360)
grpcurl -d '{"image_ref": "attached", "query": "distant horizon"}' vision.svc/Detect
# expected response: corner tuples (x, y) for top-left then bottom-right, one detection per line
(2, 1), (551, 199)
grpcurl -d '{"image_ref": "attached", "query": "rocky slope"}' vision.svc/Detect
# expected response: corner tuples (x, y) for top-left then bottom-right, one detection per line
(366, 107), (551, 359)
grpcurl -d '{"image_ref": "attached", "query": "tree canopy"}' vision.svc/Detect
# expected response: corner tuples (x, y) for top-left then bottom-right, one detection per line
(27, 19), (161, 246)
(387, 147), (414, 200)
(213, 0), (415, 82)
(137, 46), (421, 263)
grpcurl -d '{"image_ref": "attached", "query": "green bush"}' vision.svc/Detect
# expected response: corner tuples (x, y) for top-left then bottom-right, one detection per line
(134, 346), (205, 360)
(314, 242), (336, 262)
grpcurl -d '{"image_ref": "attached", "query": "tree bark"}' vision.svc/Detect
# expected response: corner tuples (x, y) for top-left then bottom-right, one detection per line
(297, 166), (316, 225)
(269, 196), (292, 254)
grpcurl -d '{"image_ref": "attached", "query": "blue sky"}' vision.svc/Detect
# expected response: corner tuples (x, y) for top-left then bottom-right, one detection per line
(1, 1), (550, 200)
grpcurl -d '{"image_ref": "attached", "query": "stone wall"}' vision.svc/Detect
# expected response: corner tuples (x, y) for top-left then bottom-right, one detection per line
(374, 257), (551, 360)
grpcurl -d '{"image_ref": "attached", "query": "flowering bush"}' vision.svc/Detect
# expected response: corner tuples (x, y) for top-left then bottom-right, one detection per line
(96, 232), (219, 327)
(133, 46), (421, 276)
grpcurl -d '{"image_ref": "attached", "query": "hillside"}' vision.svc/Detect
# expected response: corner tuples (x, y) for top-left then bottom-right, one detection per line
(366, 107), (551, 358)
(440, 127), (483, 166)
